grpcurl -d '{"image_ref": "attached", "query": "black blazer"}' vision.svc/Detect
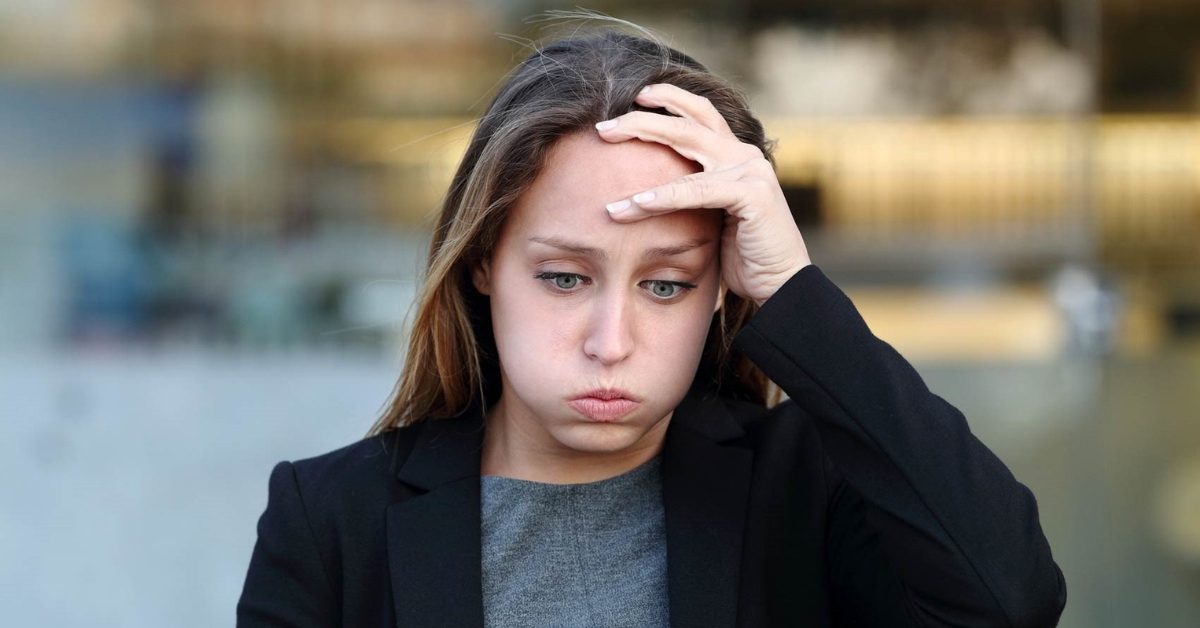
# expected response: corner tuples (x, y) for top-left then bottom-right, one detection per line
(237, 265), (1067, 627)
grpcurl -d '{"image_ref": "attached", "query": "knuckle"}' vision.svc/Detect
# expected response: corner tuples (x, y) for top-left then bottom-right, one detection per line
(657, 84), (729, 130)
(624, 110), (649, 125)
(749, 154), (772, 172)
(675, 85), (713, 108)
(695, 96), (728, 124)
(661, 184), (682, 205)
(742, 143), (765, 160)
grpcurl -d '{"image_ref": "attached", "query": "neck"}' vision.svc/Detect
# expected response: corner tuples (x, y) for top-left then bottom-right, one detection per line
(480, 398), (671, 484)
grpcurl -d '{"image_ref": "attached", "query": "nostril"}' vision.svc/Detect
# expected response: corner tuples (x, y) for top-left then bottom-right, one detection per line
(584, 328), (633, 364)
(583, 296), (636, 363)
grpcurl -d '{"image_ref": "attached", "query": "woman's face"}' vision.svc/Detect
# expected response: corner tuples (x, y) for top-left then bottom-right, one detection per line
(472, 130), (724, 459)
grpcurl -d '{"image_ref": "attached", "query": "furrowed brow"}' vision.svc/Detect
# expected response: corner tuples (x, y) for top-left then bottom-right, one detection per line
(528, 236), (608, 260)
(528, 236), (712, 261)
(643, 238), (712, 260)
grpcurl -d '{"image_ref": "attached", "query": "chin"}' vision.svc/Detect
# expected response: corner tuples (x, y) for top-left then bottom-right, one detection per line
(552, 422), (654, 455)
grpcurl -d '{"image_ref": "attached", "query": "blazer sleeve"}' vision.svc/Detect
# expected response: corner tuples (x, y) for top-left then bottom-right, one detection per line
(237, 461), (339, 627)
(732, 264), (1067, 628)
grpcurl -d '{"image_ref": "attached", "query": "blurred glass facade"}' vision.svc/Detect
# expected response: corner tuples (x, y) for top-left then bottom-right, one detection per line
(2, 1), (1198, 626)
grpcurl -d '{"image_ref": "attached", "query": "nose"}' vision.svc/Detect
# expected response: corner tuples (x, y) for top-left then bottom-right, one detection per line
(582, 288), (635, 365)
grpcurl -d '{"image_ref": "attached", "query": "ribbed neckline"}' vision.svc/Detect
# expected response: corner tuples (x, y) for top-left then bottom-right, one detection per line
(481, 454), (661, 491)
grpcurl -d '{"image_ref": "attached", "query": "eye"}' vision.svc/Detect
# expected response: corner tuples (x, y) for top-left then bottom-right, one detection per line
(641, 279), (696, 301)
(533, 271), (590, 292)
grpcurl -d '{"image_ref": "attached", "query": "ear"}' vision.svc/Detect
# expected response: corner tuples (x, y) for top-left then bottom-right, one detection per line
(471, 258), (492, 295)
(713, 280), (726, 314)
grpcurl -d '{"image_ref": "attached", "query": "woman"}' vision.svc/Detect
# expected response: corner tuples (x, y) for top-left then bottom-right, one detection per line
(237, 25), (1067, 627)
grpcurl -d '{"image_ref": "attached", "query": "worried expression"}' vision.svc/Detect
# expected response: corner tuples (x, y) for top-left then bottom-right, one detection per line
(472, 130), (725, 458)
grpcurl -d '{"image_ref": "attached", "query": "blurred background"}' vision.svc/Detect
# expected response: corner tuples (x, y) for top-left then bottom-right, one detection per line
(1, 0), (1198, 625)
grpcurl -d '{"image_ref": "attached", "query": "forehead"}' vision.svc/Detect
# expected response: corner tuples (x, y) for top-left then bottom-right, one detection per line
(505, 131), (716, 242)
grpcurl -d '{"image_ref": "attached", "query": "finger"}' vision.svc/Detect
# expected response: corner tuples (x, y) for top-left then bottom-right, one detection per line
(634, 83), (733, 135)
(606, 169), (756, 222)
(596, 110), (730, 171)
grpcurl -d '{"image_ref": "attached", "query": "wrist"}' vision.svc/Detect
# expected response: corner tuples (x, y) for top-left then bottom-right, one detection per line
(753, 261), (813, 307)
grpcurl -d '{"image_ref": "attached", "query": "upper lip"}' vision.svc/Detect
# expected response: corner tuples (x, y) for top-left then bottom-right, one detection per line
(571, 388), (641, 402)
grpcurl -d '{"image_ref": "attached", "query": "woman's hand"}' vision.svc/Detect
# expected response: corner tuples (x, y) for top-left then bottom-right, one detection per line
(595, 83), (812, 307)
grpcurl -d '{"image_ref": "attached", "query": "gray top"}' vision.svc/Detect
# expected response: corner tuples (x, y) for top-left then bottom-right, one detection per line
(480, 454), (670, 628)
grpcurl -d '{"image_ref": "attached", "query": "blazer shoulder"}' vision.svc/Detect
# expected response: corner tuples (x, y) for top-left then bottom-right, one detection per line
(718, 395), (826, 467)
(729, 395), (818, 442)
(286, 423), (423, 503)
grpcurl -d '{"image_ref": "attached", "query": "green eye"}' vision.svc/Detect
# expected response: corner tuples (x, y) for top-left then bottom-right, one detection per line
(644, 280), (697, 300)
(649, 281), (678, 298)
(533, 271), (587, 292)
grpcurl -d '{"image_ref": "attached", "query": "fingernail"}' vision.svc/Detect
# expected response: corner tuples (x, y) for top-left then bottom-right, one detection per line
(639, 85), (651, 95)
(606, 199), (631, 214)
(632, 191), (655, 204)
(595, 119), (617, 131)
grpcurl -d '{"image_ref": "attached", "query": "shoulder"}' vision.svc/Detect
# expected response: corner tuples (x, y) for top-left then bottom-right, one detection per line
(289, 427), (410, 484)
(723, 394), (820, 446)
(724, 394), (832, 476)
(273, 423), (425, 516)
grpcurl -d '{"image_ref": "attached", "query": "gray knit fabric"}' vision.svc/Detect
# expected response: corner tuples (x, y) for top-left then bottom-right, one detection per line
(480, 454), (670, 628)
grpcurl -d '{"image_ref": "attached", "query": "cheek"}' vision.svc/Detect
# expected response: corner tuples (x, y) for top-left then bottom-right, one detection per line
(488, 273), (574, 370)
(639, 291), (717, 363)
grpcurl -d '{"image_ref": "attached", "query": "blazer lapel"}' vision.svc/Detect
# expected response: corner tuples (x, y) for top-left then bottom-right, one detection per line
(387, 406), (487, 627)
(663, 390), (755, 628)
(384, 391), (754, 628)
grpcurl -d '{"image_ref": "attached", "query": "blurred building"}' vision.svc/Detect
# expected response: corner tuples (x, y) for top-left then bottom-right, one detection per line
(7, 0), (1197, 357)
(2, 2), (1200, 627)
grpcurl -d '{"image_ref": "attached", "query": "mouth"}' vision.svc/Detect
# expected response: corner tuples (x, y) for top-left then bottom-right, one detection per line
(567, 388), (642, 422)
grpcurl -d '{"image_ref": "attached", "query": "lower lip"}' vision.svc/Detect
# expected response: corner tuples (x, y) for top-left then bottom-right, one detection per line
(568, 397), (640, 422)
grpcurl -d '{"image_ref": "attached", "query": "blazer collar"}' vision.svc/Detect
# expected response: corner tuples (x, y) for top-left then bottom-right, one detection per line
(394, 404), (486, 490)
(387, 404), (486, 626)
(387, 388), (753, 627)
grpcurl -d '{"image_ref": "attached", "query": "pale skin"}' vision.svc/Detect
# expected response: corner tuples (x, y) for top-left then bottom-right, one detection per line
(476, 83), (812, 484)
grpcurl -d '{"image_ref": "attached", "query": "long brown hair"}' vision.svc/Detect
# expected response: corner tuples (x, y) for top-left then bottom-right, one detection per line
(367, 20), (782, 437)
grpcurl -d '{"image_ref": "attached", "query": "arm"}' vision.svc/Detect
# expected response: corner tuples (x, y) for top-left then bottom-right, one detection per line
(237, 461), (339, 627)
(733, 264), (1067, 627)
(591, 82), (1065, 626)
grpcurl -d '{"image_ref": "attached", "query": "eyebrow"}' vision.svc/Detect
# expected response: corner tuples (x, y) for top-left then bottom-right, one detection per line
(527, 235), (712, 261)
